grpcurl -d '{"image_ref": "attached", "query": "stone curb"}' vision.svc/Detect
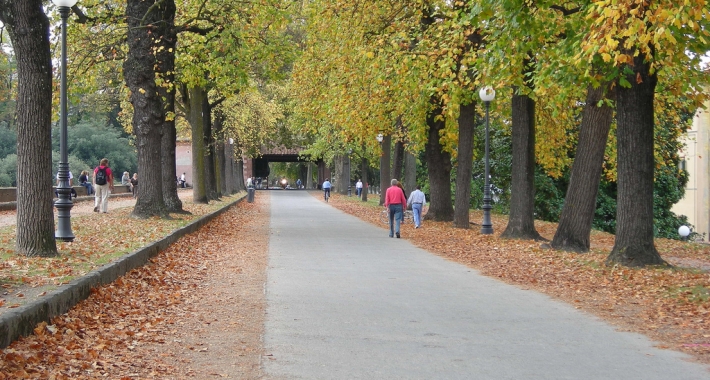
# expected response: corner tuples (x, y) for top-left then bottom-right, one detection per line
(0, 194), (246, 348)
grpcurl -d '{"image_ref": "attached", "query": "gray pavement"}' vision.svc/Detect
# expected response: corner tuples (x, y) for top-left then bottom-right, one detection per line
(264, 191), (710, 379)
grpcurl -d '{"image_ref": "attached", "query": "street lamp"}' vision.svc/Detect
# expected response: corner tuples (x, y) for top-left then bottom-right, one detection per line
(479, 86), (495, 235)
(376, 134), (383, 195)
(53, 0), (78, 242)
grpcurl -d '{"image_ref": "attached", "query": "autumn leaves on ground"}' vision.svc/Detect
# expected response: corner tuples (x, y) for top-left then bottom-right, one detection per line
(0, 193), (269, 379)
(327, 194), (710, 365)
(1, 191), (710, 378)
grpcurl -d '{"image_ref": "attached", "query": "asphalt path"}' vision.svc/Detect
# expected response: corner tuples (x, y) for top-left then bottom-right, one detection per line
(263, 190), (709, 379)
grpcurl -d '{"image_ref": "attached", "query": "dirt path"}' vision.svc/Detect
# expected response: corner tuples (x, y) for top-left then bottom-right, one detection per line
(0, 192), (269, 379)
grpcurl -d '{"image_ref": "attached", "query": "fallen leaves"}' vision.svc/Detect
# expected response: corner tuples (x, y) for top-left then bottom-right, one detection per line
(0, 192), (268, 378)
(327, 192), (710, 364)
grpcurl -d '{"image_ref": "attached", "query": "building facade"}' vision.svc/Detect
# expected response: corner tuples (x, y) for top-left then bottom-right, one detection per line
(672, 98), (710, 241)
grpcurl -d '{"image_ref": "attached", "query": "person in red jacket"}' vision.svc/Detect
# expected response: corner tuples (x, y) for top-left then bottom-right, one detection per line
(384, 179), (407, 238)
(93, 158), (114, 213)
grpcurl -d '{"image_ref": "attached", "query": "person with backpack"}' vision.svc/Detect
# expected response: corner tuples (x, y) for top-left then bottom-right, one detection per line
(93, 158), (114, 213)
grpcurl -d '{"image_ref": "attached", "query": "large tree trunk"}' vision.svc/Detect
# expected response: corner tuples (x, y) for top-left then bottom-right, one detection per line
(424, 103), (454, 221)
(154, 1), (184, 213)
(404, 151), (416, 195)
(551, 84), (613, 252)
(306, 162), (314, 189)
(223, 141), (233, 195)
(213, 111), (225, 198)
(361, 156), (369, 202)
(125, 0), (168, 218)
(189, 86), (208, 203)
(0, 1), (57, 256)
(378, 135), (391, 206)
(607, 52), (666, 267)
(202, 96), (218, 200)
(501, 90), (542, 240)
(235, 159), (246, 192)
(392, 140), (404, 181)
(454, 102), (476, 228)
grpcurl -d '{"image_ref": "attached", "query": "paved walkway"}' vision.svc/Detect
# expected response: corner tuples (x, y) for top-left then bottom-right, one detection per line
(264, 191), (709, 379)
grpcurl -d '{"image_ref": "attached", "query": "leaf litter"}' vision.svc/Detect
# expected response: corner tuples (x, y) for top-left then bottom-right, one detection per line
(0, 193), (269, 379)
(326, 193), (710, 365)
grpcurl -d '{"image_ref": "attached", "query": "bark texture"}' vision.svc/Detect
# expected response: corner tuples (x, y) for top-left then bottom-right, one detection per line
(607, 52), (666, 267)
(501, 90), (542, 240)
(155, 1), (183, 213)
(361, 157), (369, 202)
(235, 160), (246, 192)
(392, 140), (404, 182)
(202, 97), (218, 200)
(404, 151), (417, 196)
(551, 85), (613, 252)
(125, 0), (168, 218)
(0, 1), (57, 256)
(454, 102), (476, 228)
(424, 104), (454, 221)
(188, 86), (208, 203)
(378, 135), (391, 206)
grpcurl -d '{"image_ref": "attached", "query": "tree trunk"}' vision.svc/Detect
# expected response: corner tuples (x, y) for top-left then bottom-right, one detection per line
(378, 135), (392, 206)
(551, 84), (613, 252)
(223, 141), (233, 195)
(404, 151), (417, 195)
(306, 162), (314, 189)
(607, 52), (666, 267)
(154, 1), (183, 213)
(213, 111), (225, 198)
(361, 156), (369, 202)
(392, 140), (404, 181)
(501, 90), (542, 239)
(0, 1), (57, 256)
(424, 103), (454, 221)
(454, 101), (476, 228)
(235, 160), (246, 192)
(125, 0), (168, 218)
(202, 96), (218, 200)
(189, 86), (208, 203)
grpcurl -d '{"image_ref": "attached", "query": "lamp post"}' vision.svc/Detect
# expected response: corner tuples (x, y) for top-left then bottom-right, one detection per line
(53, 0), (78, 242)
(479, 86), (495, 235)
(376, 134), (383, 195)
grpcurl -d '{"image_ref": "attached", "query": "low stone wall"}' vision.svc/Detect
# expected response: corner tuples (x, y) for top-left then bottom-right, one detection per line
(0, 194), (246, 348)
(0, 185), (133, 211)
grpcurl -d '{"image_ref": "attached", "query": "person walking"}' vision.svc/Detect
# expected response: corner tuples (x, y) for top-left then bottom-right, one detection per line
(384, 179), (407, 238)
(407, 185), (427, 228)
(355, 179), (363, 197)
(93, 158), (114, 213)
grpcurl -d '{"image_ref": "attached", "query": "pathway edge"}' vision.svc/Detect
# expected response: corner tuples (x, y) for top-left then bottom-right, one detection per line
(0, 195), (245, 348)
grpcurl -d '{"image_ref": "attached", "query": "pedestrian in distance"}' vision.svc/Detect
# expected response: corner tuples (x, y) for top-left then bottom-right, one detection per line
(407, 185), (427, 228)
(179, 172), (187, 188)
(55, 170), (77, 198)
(384, 179), (407, 238)
(93, 158), (114, 213)
(121, 171), (130, 186)
(322, 178), (332, 201)
(355, 179), (363, 197)
(79, 170), (93, 195)
(130, 173), (138, 198)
